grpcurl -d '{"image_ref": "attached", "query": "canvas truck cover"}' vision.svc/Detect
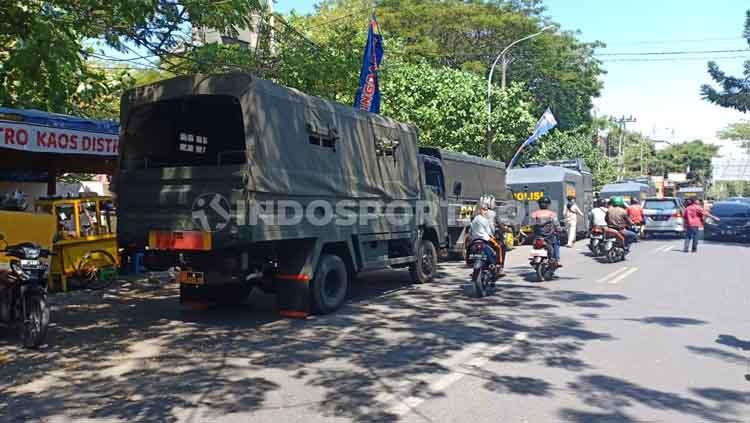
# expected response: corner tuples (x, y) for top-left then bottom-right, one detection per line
(600, 182), (651, 200)
(419, 147), (506, 200)
(119, 73), (421, 202)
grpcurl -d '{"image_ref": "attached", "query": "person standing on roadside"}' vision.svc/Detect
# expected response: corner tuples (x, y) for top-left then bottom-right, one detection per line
(564, 195), (584, 247)
(683, 198), (720, 253)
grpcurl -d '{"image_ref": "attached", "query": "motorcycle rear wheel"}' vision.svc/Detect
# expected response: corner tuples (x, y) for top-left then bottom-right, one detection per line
(535, 264), (546, 282)
(472, 262), (486, 298)
(21, 295), (50, 349)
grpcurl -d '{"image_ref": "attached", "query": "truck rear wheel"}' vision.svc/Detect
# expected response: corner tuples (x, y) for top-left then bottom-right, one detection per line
(410, 240), (437, 284)
(311, 254), (348, 314)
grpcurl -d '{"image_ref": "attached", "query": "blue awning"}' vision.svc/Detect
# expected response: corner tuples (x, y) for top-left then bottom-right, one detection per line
(0, 107), (118, 135)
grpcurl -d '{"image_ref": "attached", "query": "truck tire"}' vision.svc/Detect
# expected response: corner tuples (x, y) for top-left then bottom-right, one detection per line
(410, 240), (437, 284)
(311, 254), (349, 314)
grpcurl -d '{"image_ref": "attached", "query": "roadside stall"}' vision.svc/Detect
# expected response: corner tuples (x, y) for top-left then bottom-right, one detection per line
(0, 108), (120, 290)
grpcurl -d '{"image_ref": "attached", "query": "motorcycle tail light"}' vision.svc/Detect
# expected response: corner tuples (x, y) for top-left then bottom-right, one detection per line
(533, 238), (545, 249)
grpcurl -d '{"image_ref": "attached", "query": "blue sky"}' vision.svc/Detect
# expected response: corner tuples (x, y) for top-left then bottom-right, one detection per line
(275, 0), (749, 155)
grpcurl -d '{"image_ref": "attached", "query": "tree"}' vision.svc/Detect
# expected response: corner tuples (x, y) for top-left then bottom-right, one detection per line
(287, 0), (604, 129)
(380, 62), (537, 160)
(622, 132), (658, 177)
(0, 0), (266, 116)
(654, 140), (719, 183)
(700, 9), (750, 112)
(528, 126), (617, 189)
(718, 121), (750, 153)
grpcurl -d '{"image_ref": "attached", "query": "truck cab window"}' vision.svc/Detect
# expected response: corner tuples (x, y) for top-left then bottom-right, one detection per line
(424, 162), (445, 197)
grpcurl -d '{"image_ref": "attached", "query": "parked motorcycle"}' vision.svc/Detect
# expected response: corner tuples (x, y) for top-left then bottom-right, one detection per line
(602, 227), (629, 263)
(588, 226), (607, 257)
(529, 236), (557, 282)
(0, 233), (52, 348)
(468, 239), (499, 298)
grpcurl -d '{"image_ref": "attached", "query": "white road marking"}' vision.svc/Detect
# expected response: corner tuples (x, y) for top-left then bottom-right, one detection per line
(608, 267), (639, 284)
(384, 334), (526, 417)
(652, 244), (673, 253)
(596, 267), (630, 283)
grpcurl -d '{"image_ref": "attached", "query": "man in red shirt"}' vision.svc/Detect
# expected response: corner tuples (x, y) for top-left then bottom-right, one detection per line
(683, 198), (719, 253)
(627, 198), (645, 237)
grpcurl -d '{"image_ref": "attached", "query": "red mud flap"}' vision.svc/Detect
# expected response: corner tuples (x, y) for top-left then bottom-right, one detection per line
(275, 274), (311, 319)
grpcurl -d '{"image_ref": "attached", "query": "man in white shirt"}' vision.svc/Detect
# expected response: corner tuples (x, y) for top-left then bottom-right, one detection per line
(470, 202), (503, 272)
(564, 195), (584, 247)
(590, 199), (608, 228)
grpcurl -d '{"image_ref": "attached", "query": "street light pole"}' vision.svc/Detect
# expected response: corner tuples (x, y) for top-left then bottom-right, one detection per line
(486, 25), (554, 158)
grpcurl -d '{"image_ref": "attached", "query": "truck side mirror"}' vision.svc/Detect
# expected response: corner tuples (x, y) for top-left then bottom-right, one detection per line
(453, 182), (462, 197)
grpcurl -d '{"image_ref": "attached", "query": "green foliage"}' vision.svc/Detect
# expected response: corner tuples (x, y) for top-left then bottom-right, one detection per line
(0, 0), (265, 116)
(371, 0), (604, 129)
(622, 132), (658, 177)
(529, 126), (617, 189)
(379, 62), (537, 159)
(718, 121), (750, 152)
(655, 140), (720, 183)
(701, 9), (750, 112)
(709, 181), (750, 199)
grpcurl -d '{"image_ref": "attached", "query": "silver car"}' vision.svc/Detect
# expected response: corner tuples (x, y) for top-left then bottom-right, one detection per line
(642, 197), (685, 237)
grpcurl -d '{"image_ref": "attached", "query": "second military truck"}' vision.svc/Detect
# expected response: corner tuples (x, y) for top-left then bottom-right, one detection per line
(116, 73), (507, 316)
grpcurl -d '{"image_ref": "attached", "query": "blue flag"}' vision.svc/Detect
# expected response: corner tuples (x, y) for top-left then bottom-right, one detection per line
(353, 16), (384, 113)
(508, 108), (557, 168)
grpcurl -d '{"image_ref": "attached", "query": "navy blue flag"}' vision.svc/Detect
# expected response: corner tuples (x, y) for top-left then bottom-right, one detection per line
(353, 16), (384, 113)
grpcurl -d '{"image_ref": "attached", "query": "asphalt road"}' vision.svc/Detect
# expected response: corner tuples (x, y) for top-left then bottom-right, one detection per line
(1, 237), (749, 423)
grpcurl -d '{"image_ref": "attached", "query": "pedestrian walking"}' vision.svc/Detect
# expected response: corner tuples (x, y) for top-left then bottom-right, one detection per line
(564, 195), (584, 247)
(683, 198), (719, 253)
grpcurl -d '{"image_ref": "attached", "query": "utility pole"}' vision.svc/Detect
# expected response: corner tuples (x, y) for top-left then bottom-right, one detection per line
(610, 115), (636, 180)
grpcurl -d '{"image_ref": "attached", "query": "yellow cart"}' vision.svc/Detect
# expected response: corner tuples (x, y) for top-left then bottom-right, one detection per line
(33, 195), (119, 291)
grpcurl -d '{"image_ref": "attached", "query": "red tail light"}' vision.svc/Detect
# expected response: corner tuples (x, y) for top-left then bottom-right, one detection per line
(672, 211), (682, 218)
(533, 238), (546, 249)
(591, 227), (603, 235)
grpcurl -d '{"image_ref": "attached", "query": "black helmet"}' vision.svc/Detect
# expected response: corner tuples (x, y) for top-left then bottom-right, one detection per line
(538, 196), (551, 209)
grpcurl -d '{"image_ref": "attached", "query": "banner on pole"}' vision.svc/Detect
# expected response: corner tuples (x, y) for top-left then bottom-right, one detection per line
(353, 15), (384, 113)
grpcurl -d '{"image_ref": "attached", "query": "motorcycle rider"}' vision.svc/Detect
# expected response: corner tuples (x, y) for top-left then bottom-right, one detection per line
(627, 198), (645, 238)
(606, 196), (637, 249)
(530, 196), (562, 267)
(590, 198), (608, 230)
(469, 201), (503, 274)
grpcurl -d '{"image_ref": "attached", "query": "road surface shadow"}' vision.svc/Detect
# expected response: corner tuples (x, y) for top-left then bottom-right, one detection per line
(0, 262), (646, 423)
(623, 316), (708, 328)
(564, 374), (740, 423)
(716, 334), (750, 351)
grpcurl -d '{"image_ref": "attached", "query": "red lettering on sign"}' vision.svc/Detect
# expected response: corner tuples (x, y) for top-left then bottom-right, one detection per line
(16, 129), (28, 145)
(69, 135), (78, 150)
(37, 131), (47, 147)
(58, 133), (69, 149)
(47, 132), (57, 149)
(4, 128), (15, 145)
(81, 136), (90, 151)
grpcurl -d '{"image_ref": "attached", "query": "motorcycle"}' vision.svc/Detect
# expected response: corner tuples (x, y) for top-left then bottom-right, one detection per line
(0, 233), (52, 348)
(602, 227), (629, 263)
(529, 236), (558, 282)
(588, 226), (607, 257)
(468, 239), (499, 298)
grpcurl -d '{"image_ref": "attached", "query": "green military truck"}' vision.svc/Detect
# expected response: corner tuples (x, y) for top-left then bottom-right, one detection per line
(116, 73), (507, 316)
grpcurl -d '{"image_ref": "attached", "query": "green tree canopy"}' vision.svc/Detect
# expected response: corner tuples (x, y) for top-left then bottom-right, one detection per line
(0, 0), (266, 116)
(528, 126), (616, 189)
(654, 140), (719, 184)
(718, 120), (750, 152)
(701, 9), (750, 112)
(380, 62), (537, 159)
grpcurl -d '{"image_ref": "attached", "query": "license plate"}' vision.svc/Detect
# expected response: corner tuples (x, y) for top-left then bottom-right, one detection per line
(469, 254), (486, 260)
(20, 259), (40, 269)
(530, 249), (548, 257)
(179, 271), (205, 285)
(591, 235), (603, 240)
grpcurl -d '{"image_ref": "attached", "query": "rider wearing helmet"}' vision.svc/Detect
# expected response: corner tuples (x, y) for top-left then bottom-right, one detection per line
(606, 196), (637, 249)
(469, 199), (503, 274)
(530, 196), (562, 266)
